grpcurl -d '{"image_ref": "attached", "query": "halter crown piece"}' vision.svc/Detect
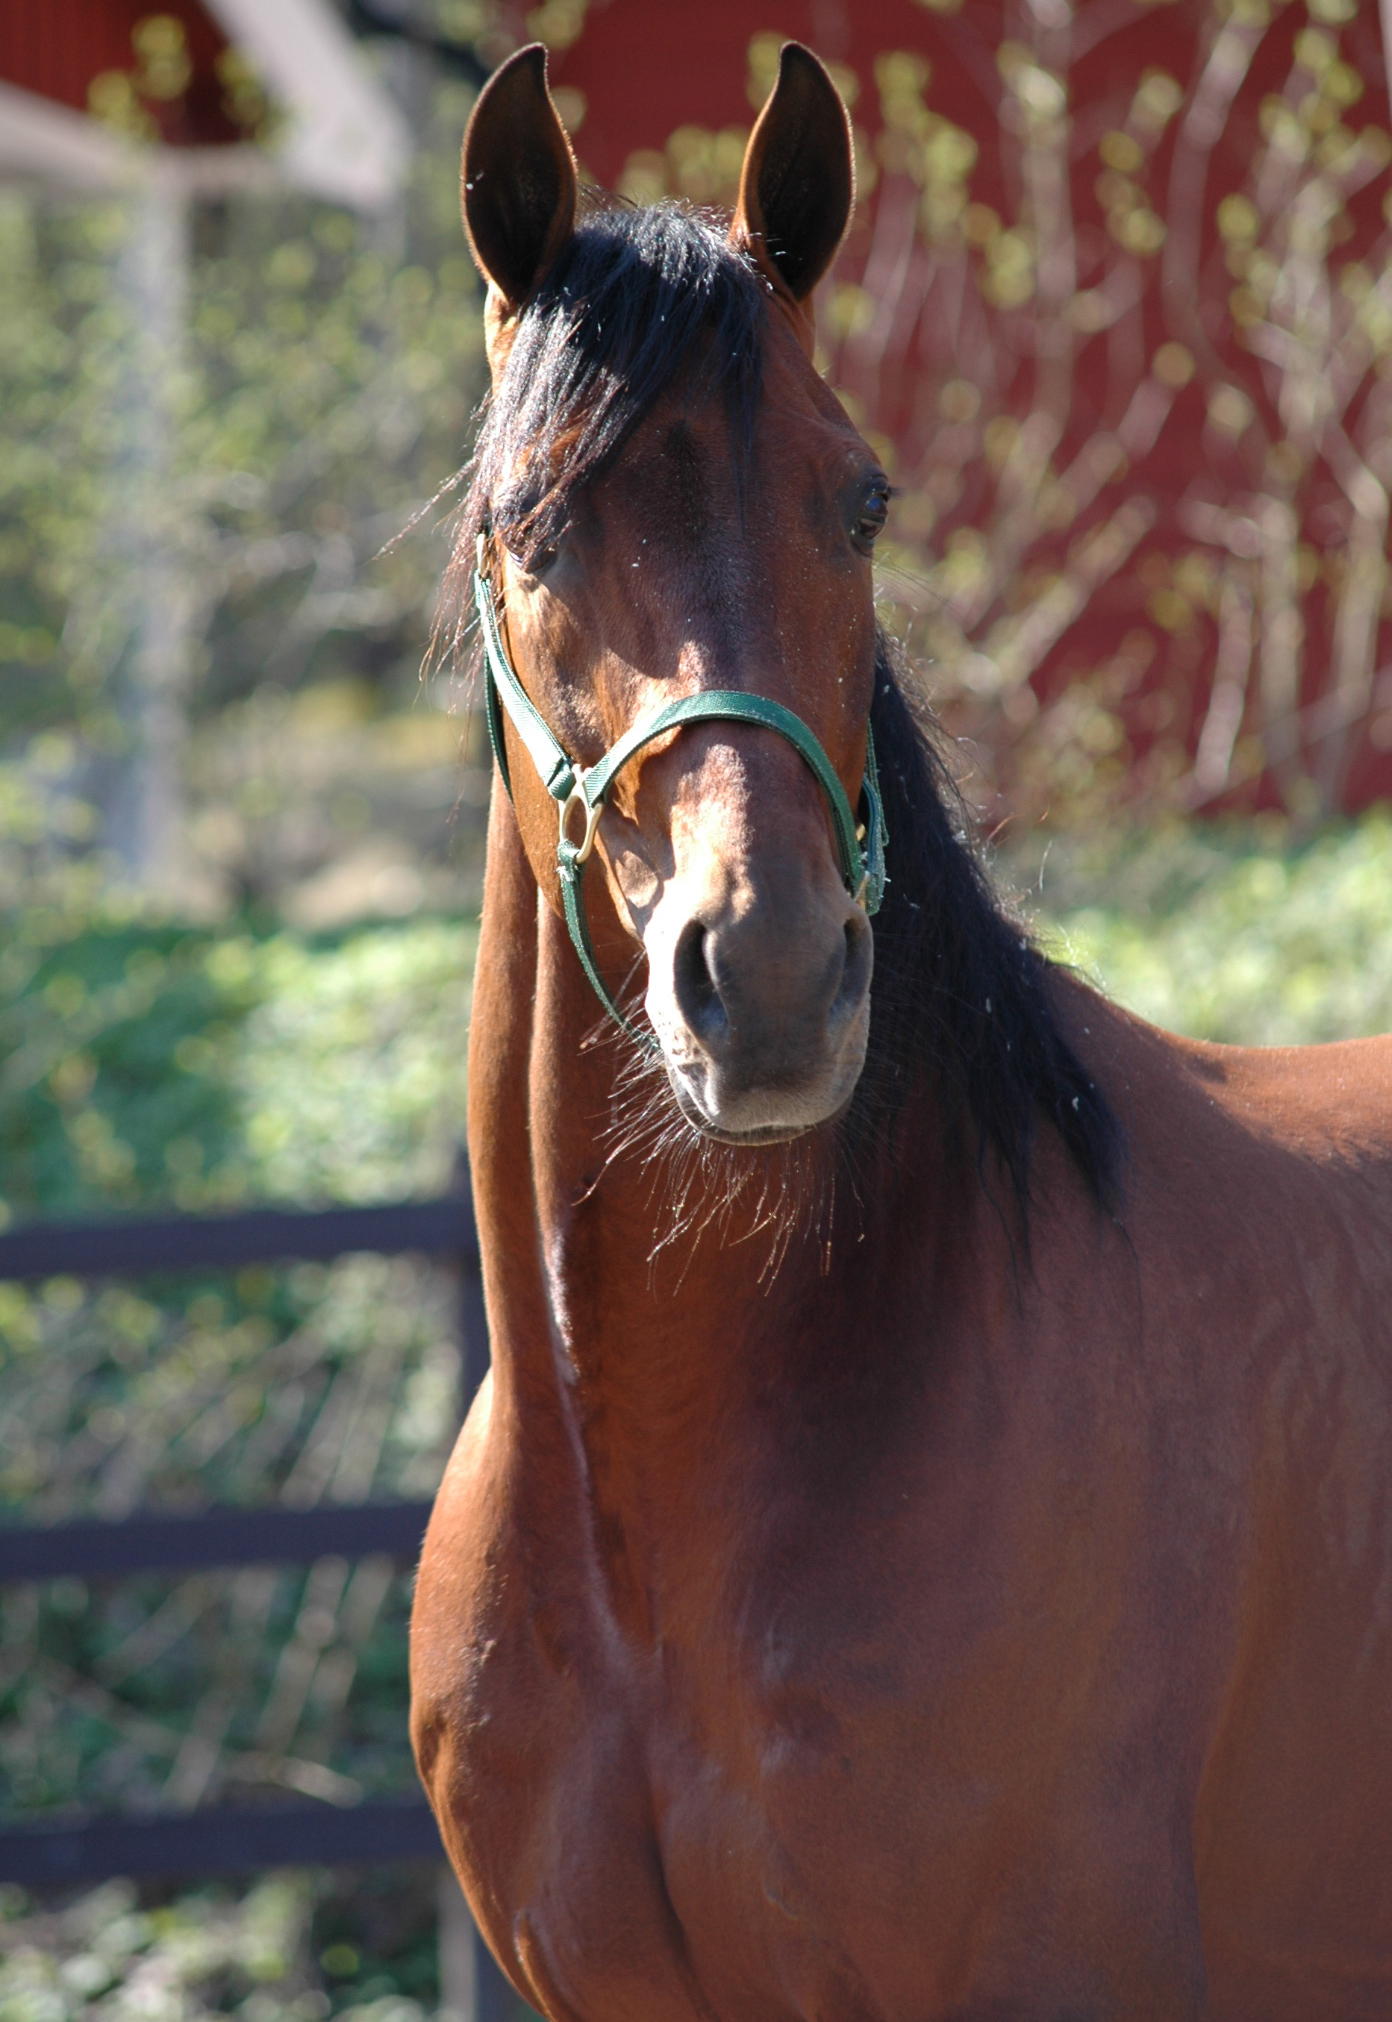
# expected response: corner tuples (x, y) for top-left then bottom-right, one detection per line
(473, 536), (888, 1050)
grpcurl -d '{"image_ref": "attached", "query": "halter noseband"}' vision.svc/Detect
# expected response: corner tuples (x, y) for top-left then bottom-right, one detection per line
(473, 536), (887, 1049)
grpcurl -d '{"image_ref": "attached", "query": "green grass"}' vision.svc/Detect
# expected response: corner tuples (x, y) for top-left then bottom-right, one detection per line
(0, 911), (476, 1227)
(1020, 809), (1392, 1047)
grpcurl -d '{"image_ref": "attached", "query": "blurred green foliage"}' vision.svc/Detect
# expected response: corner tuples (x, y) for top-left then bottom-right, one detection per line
(0, 202), (117, 739)
(1030, 810), (1392, 1045)
(0, 1871), (440, 2022)
(0, 19), (499, 2018)
(0, 1246), (461, 1520)
(0, 912), (474, 1227)
(0, 73), (484, 751)
(0, 46), (489, 937)
(0, 906), (475, 2006)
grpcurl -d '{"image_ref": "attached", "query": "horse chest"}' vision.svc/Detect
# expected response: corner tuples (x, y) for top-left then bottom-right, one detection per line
(479, 1629), (906, 2018)
(433, 1363), (1235, 2022)
(485, 1601), (1206, 2022)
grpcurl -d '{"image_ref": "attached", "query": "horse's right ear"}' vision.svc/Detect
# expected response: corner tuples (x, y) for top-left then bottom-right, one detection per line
(461, 44), (577, 314)
(731, 44), (853, 323)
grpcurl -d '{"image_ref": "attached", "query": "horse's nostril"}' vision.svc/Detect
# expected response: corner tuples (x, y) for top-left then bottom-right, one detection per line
(832, 910), (873, 1026)
(673, 918), (728, 1046)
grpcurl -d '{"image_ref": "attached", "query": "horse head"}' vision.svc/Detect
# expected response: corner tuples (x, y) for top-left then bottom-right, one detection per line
(457, 44), (888, 1145)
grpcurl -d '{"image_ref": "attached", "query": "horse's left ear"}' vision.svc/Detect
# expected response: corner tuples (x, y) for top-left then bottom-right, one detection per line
(461, 44), (577, 315)
(731, 44), (853, 315)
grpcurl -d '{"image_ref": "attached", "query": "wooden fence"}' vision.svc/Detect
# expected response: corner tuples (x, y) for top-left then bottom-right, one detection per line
(0, 1176), (517, 2022)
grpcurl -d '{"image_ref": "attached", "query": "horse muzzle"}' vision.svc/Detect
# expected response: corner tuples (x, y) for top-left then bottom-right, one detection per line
(646, 880), (874, 1142)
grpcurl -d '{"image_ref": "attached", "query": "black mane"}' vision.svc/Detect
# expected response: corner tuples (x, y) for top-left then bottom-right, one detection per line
(858, 641), (1122, 1211)
(451, 201), (1122, 1213)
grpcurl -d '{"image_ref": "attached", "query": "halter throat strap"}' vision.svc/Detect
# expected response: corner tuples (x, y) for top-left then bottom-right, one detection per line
(473, 551), (887, 1049)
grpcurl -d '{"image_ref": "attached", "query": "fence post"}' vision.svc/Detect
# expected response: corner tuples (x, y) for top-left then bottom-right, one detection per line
(438, 1867), (519, 2022)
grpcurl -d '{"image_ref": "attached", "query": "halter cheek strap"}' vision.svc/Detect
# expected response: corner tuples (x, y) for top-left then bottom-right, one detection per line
(473, 544), (887, 1050)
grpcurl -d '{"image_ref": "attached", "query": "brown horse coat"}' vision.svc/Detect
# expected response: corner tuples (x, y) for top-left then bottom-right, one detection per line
(412, 43), (1392, 2022)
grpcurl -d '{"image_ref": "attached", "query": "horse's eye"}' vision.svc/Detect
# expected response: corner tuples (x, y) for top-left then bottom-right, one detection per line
(852, 485), (891, 554)
(508, 542), (557, 577)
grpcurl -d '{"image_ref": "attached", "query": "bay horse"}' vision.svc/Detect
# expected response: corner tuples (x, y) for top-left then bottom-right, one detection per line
(411, 41), (1392, 2020)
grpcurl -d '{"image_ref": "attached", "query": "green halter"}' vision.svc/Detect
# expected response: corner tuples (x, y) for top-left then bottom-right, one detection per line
(473, 541), (887, 1049)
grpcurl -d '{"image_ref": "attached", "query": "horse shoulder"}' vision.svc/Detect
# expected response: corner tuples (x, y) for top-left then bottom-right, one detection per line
(413, 1372), (720, 2021)
(1062, 984), (1392, 1227)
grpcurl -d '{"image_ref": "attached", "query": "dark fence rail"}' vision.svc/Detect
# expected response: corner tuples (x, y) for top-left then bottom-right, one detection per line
(0, 1795), (443, 1887)
(0, 1186), (485, 1587)
(0, 1194), (476, 1283)
(0, 1175), (508, 2022)
(0, 1499), (435, 1584)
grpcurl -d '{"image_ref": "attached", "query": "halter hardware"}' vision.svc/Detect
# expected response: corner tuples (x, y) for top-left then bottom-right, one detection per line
(473, 536), (887, 1049)
(559, 770), (602, 864)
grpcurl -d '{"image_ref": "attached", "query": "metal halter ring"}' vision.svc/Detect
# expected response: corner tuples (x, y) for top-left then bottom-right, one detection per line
(558, 772), (602, 863)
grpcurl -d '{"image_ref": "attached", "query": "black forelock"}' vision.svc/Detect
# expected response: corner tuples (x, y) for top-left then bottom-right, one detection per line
(459, 199), (765, 570)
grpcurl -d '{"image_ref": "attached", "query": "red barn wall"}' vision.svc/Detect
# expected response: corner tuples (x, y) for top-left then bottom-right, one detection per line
(550, 0), (1392, 819)
(0, 0), (238, 146)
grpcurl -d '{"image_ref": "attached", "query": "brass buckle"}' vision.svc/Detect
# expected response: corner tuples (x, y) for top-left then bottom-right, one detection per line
(559, 770), (602, 864)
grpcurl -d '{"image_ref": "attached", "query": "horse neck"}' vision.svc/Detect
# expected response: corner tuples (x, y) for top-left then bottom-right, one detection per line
(466, 791), (962, 1622)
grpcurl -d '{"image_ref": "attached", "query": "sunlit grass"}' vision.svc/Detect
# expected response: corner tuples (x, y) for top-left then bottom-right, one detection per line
(1021, 809), (1392, 1046)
